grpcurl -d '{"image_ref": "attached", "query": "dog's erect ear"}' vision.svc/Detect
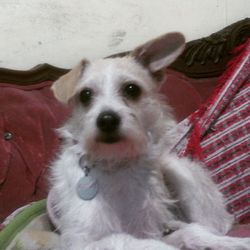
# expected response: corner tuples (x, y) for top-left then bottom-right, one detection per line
(131, 32), (185, 73)
(51, 60), (88, 104)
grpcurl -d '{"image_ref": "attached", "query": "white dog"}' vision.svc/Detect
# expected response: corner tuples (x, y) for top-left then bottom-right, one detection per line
(48, 32), (250, 250)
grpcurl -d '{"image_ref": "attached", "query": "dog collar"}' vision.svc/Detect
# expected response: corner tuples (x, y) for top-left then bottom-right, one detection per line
(76, 155), (99, 201)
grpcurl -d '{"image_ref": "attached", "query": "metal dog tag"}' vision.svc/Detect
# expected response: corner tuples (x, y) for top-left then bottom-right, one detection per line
(76, 175), (98, 200)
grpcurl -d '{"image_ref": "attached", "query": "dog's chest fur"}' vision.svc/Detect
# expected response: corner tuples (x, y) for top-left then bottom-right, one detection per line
(53, 147), (176, 240)
(95, 160), (175, 237)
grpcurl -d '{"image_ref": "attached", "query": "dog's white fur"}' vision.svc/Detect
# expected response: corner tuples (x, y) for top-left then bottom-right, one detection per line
(49, 33), (250, 250)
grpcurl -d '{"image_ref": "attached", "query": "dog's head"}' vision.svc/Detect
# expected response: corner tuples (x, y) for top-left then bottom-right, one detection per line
(52, 33), (185, 162)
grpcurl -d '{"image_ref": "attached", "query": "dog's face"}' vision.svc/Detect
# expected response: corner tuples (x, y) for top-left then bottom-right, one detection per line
(52, 33), (185, 162)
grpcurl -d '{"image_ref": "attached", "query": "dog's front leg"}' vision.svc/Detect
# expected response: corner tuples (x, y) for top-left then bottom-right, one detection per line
(160, 154), (233, 234)
(59, 230), (178, 250)
(164, 221), (250, 250)
(84, 233), (178, 250)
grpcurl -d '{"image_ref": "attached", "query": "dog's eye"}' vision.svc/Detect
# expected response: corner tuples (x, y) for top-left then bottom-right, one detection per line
(79, 88), (93, 106)
(123, 83), (142, 100)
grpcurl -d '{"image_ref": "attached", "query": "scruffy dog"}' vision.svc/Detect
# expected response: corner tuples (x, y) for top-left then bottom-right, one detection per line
(49, 33), (250, 250)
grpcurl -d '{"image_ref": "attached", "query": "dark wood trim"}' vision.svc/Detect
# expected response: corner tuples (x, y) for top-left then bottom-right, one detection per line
(0, 64), (69, 85)
(0, 18), (249, 85)
(169, 18), (250, 78)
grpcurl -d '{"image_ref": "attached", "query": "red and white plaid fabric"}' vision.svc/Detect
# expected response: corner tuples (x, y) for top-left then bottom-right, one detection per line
(172, 39), (250, 224)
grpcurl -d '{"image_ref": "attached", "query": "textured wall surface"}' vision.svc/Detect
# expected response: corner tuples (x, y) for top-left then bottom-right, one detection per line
(0, 0), (249, 69)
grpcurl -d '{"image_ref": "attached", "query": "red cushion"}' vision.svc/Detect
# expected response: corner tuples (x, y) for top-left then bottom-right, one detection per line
(0, 81), (70, 221)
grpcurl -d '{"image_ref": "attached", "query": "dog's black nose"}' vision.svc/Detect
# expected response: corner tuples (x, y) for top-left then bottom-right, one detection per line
(96, 111), (121, 133)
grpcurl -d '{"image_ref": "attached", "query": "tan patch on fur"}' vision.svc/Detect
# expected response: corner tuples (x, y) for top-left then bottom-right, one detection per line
(51, 60), (88, 103)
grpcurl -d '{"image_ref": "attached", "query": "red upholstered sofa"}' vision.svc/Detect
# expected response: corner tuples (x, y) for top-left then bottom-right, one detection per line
(0, 19), (249, 236)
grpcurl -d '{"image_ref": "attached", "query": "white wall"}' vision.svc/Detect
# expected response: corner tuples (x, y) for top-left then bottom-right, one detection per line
(0, 0), (249, 69)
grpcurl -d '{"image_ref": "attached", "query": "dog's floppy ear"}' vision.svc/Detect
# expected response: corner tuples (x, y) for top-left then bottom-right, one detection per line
(132, 32), (185, 73)
(51, 60), (88, 104)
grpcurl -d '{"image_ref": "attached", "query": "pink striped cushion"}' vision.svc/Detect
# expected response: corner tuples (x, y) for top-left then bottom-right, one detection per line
(201, 80), (250, 223)
(172, 39), (250, 223)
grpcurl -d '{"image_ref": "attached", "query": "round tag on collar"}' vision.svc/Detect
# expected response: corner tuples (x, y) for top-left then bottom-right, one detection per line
(76, 175), (98, 200)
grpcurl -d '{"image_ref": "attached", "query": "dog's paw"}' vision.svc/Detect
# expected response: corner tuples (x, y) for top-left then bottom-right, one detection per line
(216, 237), (250, 250)
(84, 236), (121, 250)
(164, 222), (250, 250)
(84, 243), (118, 250)
(135, 239), (178, 250)
(84, 245), (115, 250)
(84, 234), (178, 250)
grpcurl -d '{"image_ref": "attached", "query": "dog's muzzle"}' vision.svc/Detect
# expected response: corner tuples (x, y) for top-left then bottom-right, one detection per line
(96, 110), (122, 143)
